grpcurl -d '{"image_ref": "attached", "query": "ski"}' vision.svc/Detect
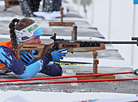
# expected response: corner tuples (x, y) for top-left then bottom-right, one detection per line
(56, 61), (93, 65)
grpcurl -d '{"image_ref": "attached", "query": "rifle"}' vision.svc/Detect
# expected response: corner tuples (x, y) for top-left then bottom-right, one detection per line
(16, 33), (138, 59)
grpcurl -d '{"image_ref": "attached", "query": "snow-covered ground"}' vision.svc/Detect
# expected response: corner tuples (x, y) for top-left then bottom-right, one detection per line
(0, 0), (138, 102)
(1, 91), (137, 102)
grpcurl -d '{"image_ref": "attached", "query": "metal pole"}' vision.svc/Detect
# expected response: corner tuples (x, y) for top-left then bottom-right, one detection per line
(91, 0), (94, 24)
(108, 0), (112, 40)
(0, 72), (132, 83)
(77, 0), (80, 12)
(131, 5), (136, 66)
(4, 76), (138, 86)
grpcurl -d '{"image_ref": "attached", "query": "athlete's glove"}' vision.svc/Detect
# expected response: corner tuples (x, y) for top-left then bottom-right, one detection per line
(20, 53), (36, 65)
(45, 48), (68, 62)
(51, 48), (68, 62)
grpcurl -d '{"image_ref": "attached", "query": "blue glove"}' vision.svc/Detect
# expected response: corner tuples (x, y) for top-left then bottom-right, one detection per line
(20, 53), (36, 65)
(51, 48), (68, 62)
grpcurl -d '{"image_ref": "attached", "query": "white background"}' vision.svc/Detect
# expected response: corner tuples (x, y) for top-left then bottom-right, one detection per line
(71, 0), (138, 68)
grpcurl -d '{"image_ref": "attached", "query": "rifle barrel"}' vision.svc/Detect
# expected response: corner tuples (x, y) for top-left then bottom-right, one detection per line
(97, 41), (137, 44)
(52, 33), (138, 45)
(73, 41), (137, 44)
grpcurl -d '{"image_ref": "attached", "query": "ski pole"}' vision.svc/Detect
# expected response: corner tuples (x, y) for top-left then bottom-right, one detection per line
(0, 71), (133, 83)
(2, 77), (138, 86)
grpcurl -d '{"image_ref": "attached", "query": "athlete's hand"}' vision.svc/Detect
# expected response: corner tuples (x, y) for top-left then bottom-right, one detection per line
(51, 48), (68, 62)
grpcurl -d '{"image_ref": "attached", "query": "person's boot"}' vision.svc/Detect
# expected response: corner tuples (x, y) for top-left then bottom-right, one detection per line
(43, 0), (61, 12)
(27, 0), (41, 12)
(19, 0), (41, 17)
(19, 0), (34, 17)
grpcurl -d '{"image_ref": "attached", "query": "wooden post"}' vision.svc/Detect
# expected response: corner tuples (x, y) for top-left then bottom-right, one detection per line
(4, 0), (19, 11)
(49, 7), (75, 26)
(72, 25), (77, 41)
(60, 7), (64, 25)
(76, 49), (115, 80)
(93, 51), (99, 74)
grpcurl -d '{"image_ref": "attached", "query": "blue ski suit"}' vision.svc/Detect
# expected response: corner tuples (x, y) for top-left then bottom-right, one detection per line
(0, 41), (62, 79)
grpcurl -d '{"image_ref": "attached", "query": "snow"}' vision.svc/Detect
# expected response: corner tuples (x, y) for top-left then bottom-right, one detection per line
(1, 91), (137, 102)
(0, 0), (138, 102)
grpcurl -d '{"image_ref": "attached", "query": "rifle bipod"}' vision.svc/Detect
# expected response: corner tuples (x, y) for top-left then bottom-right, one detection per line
(0, 70), (138, 86)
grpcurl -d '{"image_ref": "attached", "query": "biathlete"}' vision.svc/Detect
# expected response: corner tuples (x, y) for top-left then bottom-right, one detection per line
(0, 18), (67, 79)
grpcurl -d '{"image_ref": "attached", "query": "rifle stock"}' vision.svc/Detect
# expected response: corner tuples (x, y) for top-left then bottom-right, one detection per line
(17, 43), (52, 59)
(16, 42), (106, 59)
(58, 43), (105, 52)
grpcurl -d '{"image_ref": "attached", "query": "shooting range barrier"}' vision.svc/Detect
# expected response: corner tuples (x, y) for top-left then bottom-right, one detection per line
(4, 0), (19, 11)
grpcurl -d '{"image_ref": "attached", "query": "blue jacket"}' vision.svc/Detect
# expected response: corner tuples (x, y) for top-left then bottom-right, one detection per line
(0, 41), (62, 79)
